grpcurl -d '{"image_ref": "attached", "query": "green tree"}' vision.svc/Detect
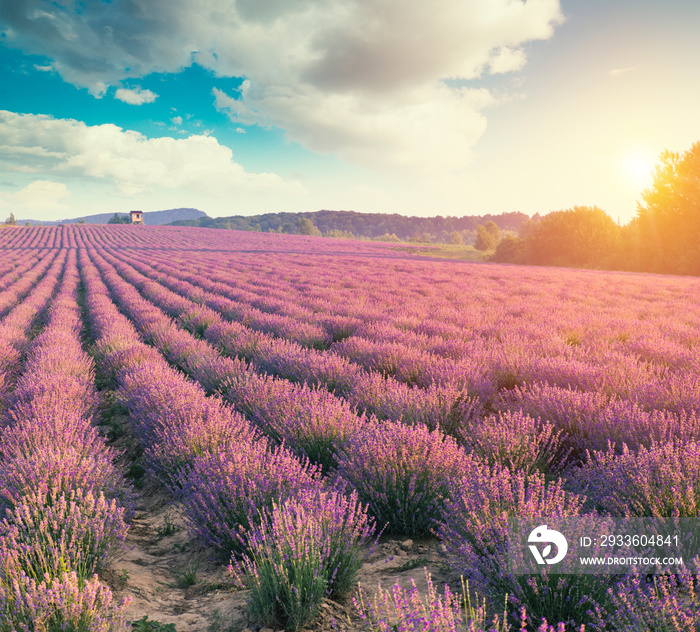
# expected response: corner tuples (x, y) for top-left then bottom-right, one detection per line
(474, 221), (500, 251)
(450, 230), (463, 245)
(108, 213), (128, 224)
(4, 212), (16, 226)
(525, 205), (619, 267)
(297, 217), (321, 236)
(491, 235), (527, 263)
(635, 141), (700, 274)
(325, 229), (355, 239)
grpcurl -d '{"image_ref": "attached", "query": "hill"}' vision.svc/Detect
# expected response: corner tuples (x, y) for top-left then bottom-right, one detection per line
(22, 207), (207, 226)
(169, 209), (530, 242)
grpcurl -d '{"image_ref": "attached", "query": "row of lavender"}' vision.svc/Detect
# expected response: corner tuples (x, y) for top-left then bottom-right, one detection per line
(134, 240), (700, 379)
(0, 249), (134, 630)
(75, 243), (392, 630)
(74, 237), (700, 628)
(95, 244), (700, 462)
(1, 226), (698, 629)
(94, 246), (478, 435)
(110, 239), (699, 354)
(141, 249), (700, 393)
(78, 246), (554, 630)
(0, 233), (504, 629)
(0, 250), (60, 414)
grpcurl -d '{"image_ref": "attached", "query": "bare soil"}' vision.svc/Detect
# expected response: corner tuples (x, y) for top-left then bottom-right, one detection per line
(102, 476), (457, 632)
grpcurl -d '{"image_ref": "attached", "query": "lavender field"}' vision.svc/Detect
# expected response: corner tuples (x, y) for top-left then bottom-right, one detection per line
(0, 224), (698, 631)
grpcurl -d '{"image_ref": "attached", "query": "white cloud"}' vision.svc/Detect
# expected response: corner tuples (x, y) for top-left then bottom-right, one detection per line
(114, 87), (158, 105)
(609, 67), (636, 78)
(489, 47), (528, 74)
(215, 82), (494, 172)
(0, 111), (304, 199)
(1, 0), (564, 172)
(171, 115), (183, 125)
(0, 180), (70, 213)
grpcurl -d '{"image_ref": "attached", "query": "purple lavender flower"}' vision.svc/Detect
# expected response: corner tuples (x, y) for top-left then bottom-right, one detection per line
(574, 440), (700, 517)
(459, 410), (569, 476)
(436, 466), (604, 627)
(224, 371), (365, 472)
(0, 488), (128, 583)
(336, 419), (476, 536)
(230, 488), (376, 630)
(118, 362), (256, 484)
(608, 566), (700, 631)
(353, 570), (469, 632)
(178, 440), (322, 558)
(0, 571), (130, 632)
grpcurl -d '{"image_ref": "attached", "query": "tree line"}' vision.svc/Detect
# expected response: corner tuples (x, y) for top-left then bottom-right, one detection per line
(489, 141), (700, 276)
(171, 209), (529, 243)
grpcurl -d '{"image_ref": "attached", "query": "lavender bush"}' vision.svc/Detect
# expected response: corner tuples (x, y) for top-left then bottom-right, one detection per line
(507, 384), (700, 457)
(607, 567), (700, 631)
(0, 441), (134, 517)
(574, 440), (700, 517)
(230, 489), (375, 630)
(118, 362), (256, 484)
(459, 411), (569, 476)
(224, 371), (365, 472)
(437, 466), (606, 628)
(353, 571), (474, 632)
(354, 570), (580, 632)
(179, 440), (322, 558)
(0, 489), (127, 583)
(0, 571), (130, 632)
(336, 419), (475, 536)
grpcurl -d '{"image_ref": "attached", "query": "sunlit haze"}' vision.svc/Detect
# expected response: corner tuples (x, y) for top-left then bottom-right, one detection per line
(620, 149), (657, 196)
(1, 0), (699, 224)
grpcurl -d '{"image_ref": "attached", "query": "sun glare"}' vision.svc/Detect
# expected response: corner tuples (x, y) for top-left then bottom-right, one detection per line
(620, 150), (656, 191)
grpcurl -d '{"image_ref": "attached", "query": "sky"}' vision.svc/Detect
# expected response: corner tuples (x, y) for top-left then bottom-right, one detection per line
(1, 0), (699, 224)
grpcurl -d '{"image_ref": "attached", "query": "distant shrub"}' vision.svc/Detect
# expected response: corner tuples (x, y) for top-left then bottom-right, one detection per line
(373, 233), (402, 242)
(324, 229), (356, 239)
(474, 221), (501, 251)
(336, 419), (475, 536)
(108, 212), (130, 224)
(297, 217), (321, 236)
(491, 235), (528, 263)
(520, 205), (620, 268)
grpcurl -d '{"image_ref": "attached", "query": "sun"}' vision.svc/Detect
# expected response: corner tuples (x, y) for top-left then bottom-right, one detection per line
(620, 149), (657, 191)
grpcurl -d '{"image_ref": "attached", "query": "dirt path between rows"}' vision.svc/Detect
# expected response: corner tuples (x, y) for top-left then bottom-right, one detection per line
(102, 477), (456, 632)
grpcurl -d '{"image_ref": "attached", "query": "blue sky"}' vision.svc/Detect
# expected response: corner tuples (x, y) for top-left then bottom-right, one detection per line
(1, 0), (699, 223)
